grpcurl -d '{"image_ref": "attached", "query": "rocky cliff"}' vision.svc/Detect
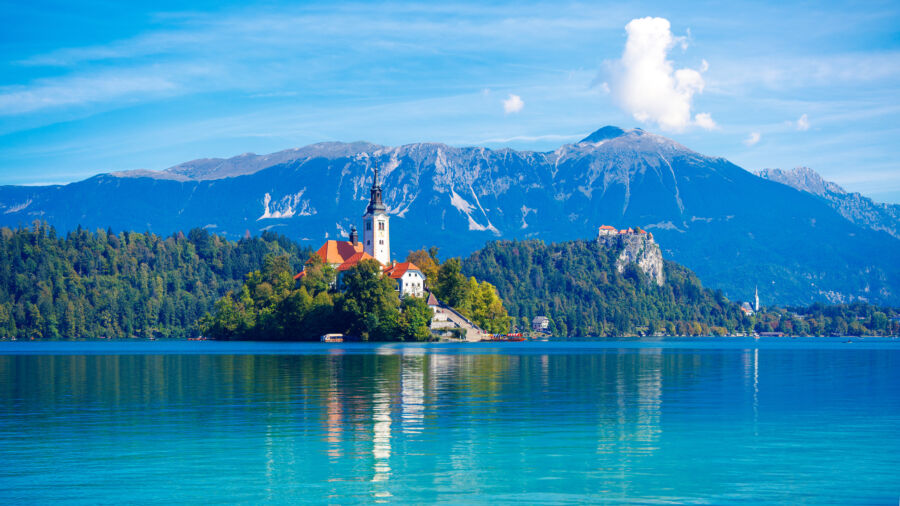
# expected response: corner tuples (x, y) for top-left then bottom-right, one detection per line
(598, 232), (665, 286)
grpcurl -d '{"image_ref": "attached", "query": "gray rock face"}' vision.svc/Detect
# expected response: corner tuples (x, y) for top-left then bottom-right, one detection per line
(757, 167), (900, 240)
(599, 232), (665, 286)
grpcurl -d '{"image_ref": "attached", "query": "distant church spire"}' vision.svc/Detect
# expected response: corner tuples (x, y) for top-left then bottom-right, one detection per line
(366, 158), (386, 214)
(754, 285), (759, 312)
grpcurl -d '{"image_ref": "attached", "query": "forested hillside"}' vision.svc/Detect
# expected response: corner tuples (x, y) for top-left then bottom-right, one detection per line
(462, 239), (751, 337)
(0, 223), (308, 339)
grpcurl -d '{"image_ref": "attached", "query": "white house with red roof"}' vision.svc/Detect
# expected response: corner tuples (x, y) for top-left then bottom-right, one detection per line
(383, 261), (426, 297)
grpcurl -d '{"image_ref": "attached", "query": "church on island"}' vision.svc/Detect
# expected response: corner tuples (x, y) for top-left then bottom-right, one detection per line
(293, 164), (426, 298)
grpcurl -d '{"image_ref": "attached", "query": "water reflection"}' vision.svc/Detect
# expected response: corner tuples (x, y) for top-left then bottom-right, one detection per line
(0, 344), (898, 503)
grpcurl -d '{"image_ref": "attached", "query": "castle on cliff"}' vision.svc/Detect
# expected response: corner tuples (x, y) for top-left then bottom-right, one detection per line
(597, 224), (665, 286)
(597, 224), (654, 241)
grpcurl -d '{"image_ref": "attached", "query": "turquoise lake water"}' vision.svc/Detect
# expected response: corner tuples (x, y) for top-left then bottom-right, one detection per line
(0, 338), (898, 504)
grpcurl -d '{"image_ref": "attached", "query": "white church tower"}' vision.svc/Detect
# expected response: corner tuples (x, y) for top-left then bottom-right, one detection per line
(363, 161), (390, 265)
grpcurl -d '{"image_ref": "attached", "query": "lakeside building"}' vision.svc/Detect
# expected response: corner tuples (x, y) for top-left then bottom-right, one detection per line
(532, 316), (550, 332)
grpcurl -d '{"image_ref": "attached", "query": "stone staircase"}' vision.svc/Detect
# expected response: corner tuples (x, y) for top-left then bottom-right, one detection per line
(430, 303), (486, 342)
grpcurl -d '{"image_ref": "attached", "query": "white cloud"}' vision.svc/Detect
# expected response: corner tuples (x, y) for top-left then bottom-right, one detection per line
(743, 132), (761, 146)
(796, 113), (810, 131)
(503, 94), (524, 114)
(0, 74), (177, 115)
(611, 17), (713, 132)
(694, 112), (717, 130)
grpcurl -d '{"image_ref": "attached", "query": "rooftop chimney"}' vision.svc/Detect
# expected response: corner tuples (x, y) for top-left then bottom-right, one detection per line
(349, 226), (358, 246)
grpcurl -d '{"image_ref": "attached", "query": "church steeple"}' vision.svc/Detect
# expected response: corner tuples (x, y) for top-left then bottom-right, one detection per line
(362, 158), (390, 265)
(367, 160), (386, 214)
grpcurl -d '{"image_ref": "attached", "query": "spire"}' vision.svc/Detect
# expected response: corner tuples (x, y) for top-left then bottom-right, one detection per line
(366, 157), (386, 214)
(754, 285), (759, 312)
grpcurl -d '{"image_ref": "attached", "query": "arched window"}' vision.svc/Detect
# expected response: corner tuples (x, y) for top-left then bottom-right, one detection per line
(378, 221), (385, 231)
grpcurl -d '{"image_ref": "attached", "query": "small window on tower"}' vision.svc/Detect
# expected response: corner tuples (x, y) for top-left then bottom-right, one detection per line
(379, 222), (385, 231)
(379, 240), (383, 245)
(367, 240), (371, 245)
(366, 222), (371, 231)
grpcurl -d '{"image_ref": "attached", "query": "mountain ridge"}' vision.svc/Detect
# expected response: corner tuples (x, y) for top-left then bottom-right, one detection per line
(1, 126), (898, 306)
(757, 167), (900, 240)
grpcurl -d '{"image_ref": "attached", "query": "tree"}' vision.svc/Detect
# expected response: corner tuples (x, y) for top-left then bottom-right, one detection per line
(399, 296), (433, 341)
(406, 249), (440, 285)
(300, 254), (336, 295)
(338, 259), (400, 340)
(435, 258), (468, 308)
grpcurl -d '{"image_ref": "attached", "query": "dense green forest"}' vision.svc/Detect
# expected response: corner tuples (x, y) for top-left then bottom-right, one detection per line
(0, 222), (309, 339)
(1, 224), (896, 339)
(462, 239), (900, 337)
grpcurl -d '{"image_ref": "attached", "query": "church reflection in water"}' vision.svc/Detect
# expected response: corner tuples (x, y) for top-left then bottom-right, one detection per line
(0, 345), (758, 498)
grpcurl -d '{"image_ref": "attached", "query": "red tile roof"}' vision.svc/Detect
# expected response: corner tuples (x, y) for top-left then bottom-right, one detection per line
(599, 225), (617, 231)
(336, 251), (377, 272)
(313, 240), (364, 265)
(383, 261), (421, 279)
(295, 240), (365, 280)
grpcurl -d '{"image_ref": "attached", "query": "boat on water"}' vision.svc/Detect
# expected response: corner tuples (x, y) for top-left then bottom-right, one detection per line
(321, 333), (344, 343)
(482, 333), (526, 342)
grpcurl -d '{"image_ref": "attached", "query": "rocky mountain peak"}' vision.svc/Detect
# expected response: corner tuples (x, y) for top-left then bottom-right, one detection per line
(756, 167), (846, 197)
(579, 126), (628, 143)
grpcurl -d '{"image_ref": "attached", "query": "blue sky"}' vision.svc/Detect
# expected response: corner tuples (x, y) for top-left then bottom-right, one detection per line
(1, 0), (899, 202)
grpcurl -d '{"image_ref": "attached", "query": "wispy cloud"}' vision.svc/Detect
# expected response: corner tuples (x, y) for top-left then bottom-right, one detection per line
(0, 73), (178, 115)
(2, 4), (625, 118)
(743, 132), (761, 146)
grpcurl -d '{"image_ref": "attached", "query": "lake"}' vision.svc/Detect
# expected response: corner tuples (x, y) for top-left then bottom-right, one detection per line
(0, 338), (898, 504)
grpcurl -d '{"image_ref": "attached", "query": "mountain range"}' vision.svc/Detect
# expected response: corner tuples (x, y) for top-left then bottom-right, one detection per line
(757, 167), (900, 240)
(1, 126), (898, 306)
